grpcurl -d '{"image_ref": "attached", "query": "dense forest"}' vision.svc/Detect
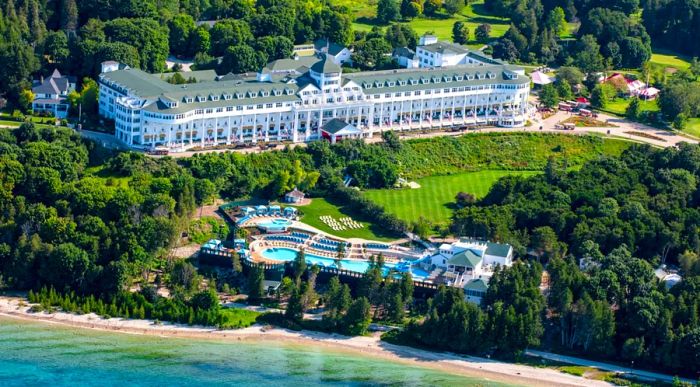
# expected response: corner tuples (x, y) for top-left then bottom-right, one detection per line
(442, 143), (700, 374)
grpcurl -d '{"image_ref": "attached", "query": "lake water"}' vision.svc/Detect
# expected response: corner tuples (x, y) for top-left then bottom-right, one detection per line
(0, 316), (510, 386)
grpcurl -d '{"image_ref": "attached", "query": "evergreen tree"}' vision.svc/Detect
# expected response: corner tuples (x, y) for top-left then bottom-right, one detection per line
(452, 21), (470, 45)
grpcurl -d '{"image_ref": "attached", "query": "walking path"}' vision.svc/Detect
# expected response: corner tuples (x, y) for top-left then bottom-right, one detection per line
(526, 349), (695, 384)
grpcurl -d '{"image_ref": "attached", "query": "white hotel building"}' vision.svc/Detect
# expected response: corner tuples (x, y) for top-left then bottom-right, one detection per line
(98, 54), (531, 149)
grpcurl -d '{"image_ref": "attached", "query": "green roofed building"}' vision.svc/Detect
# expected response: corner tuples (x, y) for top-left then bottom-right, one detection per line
(97, 51), (530, 149)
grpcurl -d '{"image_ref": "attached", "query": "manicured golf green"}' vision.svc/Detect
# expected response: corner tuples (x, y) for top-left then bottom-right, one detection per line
(364, 170), (540, 224)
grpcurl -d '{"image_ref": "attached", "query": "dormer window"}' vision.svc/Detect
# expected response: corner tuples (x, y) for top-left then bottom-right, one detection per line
(432, 77), (440, 83)
(399, 80), (406, 86)
(248, 91), (257, 98)
(261, 91), (268, 97)
(285, 89), (294, 95)
(224, 94), (232, 100)
(186, 98), (193, 103)
(410, 79), (418, 85)
(444, 76), (452, 82)
(235, 92), (243, 99)
(211, 95), (219, 101)
(455, 75), (463, 81)
(421, 78), (429, 84)
(274, 90), (281, 96)
(197, 95), (205, 102)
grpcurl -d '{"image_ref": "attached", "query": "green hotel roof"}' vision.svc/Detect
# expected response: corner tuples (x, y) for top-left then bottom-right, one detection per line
(100, 57), (528, 114)
(464, 278), (489, 292)
(447, 250), (482, 268)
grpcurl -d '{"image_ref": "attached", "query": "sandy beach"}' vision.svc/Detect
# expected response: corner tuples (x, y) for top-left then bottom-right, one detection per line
(0, 296), (608, 387)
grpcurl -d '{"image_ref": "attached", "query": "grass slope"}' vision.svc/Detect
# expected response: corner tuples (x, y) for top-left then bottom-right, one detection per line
(364, 170), (539, 224)
(394, 133), (632, 179)
(292, 197), (399, 241)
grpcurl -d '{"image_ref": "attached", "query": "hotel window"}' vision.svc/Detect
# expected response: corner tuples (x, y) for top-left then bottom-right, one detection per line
(276, 102), (283, 107)
(404, 92), (410, 96)
(385, 93), (391, 98)
(227, 107), (234, 111)
(395, 92), (401, 97)
(216, 108), (223, 112)
(205, 109), (213, 114)
(236, 106), (243, 111)
(414, 91), (421, 96)
(256, 104), (263, 109)
(266, 103), (273, 108)
(247, 105), (254, 110)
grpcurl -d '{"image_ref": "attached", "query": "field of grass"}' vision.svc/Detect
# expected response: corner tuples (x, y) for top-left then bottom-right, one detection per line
(684, 118), (700, 137)
(352, 1), (510, 44)
(649, 49), (691, 71)
(292, 197), (399, 241)
(599, 98), (659, 117)
(395, 133), (632, 179)
(364, 170), (539, 224)
(0, 120), (20, 127)
(351, 0), (579, 47)
(217, 308), (262, 329)
(84, 165), (131, 187)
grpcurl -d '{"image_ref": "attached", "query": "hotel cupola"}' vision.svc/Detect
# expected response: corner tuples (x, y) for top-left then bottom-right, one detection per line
(309, 53), (342, 90)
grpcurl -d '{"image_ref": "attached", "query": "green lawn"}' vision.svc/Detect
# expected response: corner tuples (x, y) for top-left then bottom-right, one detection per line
(0, 120), (20, 127)
(352, 1), (510, 43)
(684, 118), (700, 137)
(650, 49), (692, 71)
(600, 98), (660, 117)
(292, 197), (400, 241)
(364, 170), (540, 225)
(84, 165), (131, 187)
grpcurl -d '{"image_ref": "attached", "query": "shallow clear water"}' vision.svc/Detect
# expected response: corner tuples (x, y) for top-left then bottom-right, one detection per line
(0, 317), (510, 386)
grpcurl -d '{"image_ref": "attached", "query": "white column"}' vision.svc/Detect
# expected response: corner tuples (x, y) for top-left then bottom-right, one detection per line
(214, 117), (218, 145)
(276, 112), (282, 142)
(265, 113), (270, 142)
(254, 115), (258, 141)
(305, 111), (311, 140)
(439, 97), (445, 127)
(227, 116), (232, 145)
(292, 111), (298, 142)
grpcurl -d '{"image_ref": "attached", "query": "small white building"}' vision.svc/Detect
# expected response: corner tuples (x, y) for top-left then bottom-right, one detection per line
(31, 69), (75, 118)
(394, 35), (508, 70)
(314, 39), (352, 65)
(284, 188), (305, 203)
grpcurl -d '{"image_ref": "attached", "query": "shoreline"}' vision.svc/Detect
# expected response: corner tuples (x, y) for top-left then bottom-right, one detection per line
(0, 296), (606, 387)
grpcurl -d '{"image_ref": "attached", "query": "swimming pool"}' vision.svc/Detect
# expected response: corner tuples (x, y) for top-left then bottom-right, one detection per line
(260, 247), (428, 279)
(257, 218), (293, 232)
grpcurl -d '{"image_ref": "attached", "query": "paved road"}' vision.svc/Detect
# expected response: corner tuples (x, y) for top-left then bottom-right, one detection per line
(526, 349), (695, 384)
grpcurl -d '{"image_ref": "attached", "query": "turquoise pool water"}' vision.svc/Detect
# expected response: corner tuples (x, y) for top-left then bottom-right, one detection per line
(260, 247), (428, 279)
(257, 218), (292, 231)
(0, 316), (511, 386)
